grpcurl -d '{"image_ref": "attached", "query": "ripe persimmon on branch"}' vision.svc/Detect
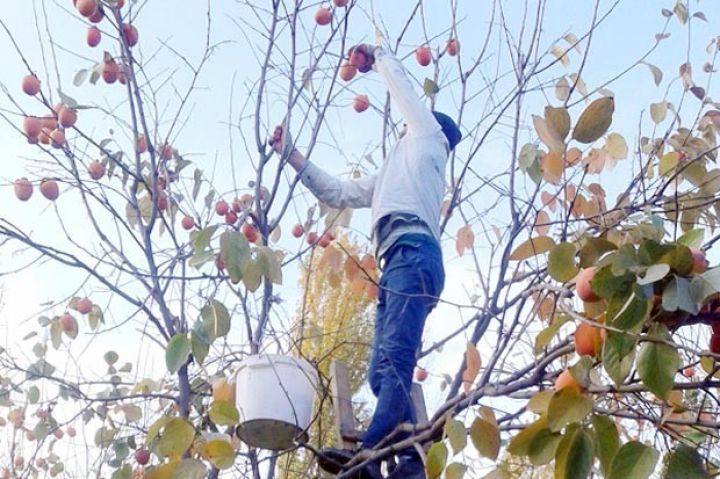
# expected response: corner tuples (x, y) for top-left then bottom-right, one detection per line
(1, 1), (720, 479)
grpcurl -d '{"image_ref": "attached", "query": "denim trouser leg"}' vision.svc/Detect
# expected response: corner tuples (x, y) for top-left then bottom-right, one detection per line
(363, 236), (444, 448)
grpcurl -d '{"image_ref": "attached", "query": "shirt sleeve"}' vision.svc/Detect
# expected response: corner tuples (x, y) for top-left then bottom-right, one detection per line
(299, 162), (376, 209)
(374, 47), (441, 137)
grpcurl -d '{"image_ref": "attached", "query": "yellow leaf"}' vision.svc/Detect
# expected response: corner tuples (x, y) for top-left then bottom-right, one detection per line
(143, 460), (180, 479)
(604, 133), (628, 159)
(157, 418), (195, 459)
(659, 152), (679, 176)
(462, 343), (481, 393)
(508, 236), (556, 261)
(470, 416), (500, 460)
(456, 225), (475, 257)
(572, 97), (615, 144)
(551, 45), (570, 67)
(200, 439), (236, 470)
(425, 442), (448, 479)
(533, 115), (564, 153)
(541, 151), (564, 184)
(555, 77), (570, 101)
(650, 101), (668, 124)
(544, 106), (571, 140)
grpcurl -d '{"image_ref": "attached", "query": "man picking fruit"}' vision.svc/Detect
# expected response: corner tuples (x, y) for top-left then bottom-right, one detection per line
(272, 44), (461, 479)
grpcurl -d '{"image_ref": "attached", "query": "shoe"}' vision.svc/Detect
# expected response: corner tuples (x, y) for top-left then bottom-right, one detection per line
(316, 448), (354, 475)
(316, 448), (382, 478)
(386, 453), (426, 479)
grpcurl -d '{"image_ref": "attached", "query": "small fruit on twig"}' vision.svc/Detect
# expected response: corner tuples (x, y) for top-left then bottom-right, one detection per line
(353, 94), (369, 113)
(292, 224), (304, 238)
(121, 23), (139, 46)
(575, 267), (600, 302)
(414, 367), (428, 382)
(446, 38), (460, 56)
(134, 449), (150, 466)
(76, 298), (92, 314)
(88, 160), (106, 180)
(87, 27), (101, 47)
(40, 179), (59, 201)
(181, 216), (195, 230)
(23, 117), (42, 138)
(314, 7), (332, 26)
(22, 75), (41, 96)
(243, 223), (259, 243)
(415, 46), (431, 66)
(339, 61), (357, 82)
(215, 200), (229, 216)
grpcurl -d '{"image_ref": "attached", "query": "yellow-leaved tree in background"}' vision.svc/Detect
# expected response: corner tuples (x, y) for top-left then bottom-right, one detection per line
(279, 235), (378, 478)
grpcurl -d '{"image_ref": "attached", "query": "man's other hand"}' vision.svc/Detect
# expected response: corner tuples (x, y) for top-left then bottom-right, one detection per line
(269, 125), (292, 155)
(348, 44), (376, 73)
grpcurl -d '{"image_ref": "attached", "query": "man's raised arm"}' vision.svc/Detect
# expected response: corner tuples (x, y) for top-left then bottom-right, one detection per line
(372, 46), (440, 137)
(272, 126), (376, 210)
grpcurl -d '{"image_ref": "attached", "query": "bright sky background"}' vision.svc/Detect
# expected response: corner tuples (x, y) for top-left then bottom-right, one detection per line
(1, 0), (720, 474)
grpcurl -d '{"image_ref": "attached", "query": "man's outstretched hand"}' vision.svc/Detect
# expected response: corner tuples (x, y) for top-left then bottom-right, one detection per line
(348, 44), (376, 73)
(269, 124), (306, 172)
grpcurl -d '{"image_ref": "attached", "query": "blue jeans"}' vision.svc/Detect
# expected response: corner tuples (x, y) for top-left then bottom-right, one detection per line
(362, 234), (445, 448)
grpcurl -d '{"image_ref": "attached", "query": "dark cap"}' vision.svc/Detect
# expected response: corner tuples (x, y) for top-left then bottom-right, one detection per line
(432, 111), (461, 151)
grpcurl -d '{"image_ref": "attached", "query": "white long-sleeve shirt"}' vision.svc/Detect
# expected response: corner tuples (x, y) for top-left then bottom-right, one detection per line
(299, 47), (449, 249)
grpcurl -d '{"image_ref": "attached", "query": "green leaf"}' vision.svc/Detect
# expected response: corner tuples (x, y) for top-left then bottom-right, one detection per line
(200, 300), (231, 340)
(534, 314), (571, 353)
(606, 286), (650, 355)
(592, 415), (620, 476)
(527, 428), (562, 465)
(662, 444), (711, 479)
(423, 78), (440, 96)
(677, 229), (704, 248)
(548, 242), (579, 282)
(547, 387), (593, 432)
(611, 244), (639, 276)
(527, 390), (554, 415)
(33, 421), (49, 441)
(174, 459), (208, 479)
(663, 276), (700, 314)
(507, 417), (548, 456)
(608, 441), (659, 479)
(554, 424), (593, 479)
(73, 69), (90, 87)
(111, 464), (132, 479)
(157, 418), (195, 458)
(445, 463), (467, 479)
(508, 236), (555, 261)
(27, 385), (40, 404)
(470, 416), (500, 460)
(579, 238), (617, 268)
(257, 246), (282, 284)
(602, 338), (635, 385)
(88, 305), (104, 330)
(200, 440), (235, 470)
(242, 258), (262, 292)
(104, 351), (119, 365)
(691, 267), (720, 304)
(444, 419), (467, 455)
(165, 334), (191, 374)
(591, 266), (635, 300)
(190, 327), (210, 366)
(189, 251), (216, 269)
(658, 245), (694, 276)
(190, 225), (219, 254)
(209, 400), (239, 426)
(637, 324), (680, 400)
(220, 231), (250, 284)
(425, 442), (448, 479)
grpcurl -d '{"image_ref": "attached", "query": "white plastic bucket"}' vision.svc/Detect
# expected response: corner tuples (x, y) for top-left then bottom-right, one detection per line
(234, 354), (318, 451)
